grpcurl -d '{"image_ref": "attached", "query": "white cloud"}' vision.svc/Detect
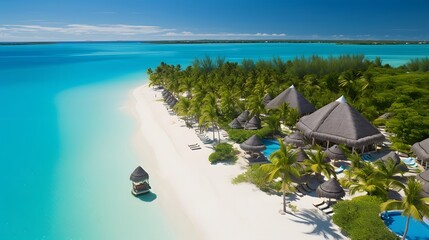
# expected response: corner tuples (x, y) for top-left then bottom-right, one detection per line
(0, 23), (287, 41)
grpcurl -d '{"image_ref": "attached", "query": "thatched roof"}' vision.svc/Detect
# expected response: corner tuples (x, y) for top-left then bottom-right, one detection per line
(244, 115), (261, 130)
(316, 178), (345, 199)
(376, 151), (408, 172)
(422, 183), (429, 198)
(295, 147), (309, 162)
(417, 170), (429, 184)
(325, 145), (347, 160)
(239, 135), (266, 152)
(284, 132), (306, 147)
(130, 166), (149, 182)
(263, 93), (272, 106)
(228, 118), (243, 129)
(265, 85), (316, 115)
(296, 96), (385, 148)
(237, 110), (249, 125)
(411, 138), (429, 162)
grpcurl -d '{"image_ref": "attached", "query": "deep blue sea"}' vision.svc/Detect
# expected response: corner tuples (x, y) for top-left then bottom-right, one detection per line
(0, 42), (428, 239)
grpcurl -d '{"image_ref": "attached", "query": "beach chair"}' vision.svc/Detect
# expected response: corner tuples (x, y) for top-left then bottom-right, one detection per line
(317, 202), (331, 210)
(312, 199), (327, 207)
(296, 185), (308, 195)
(322, 207), (334, 215)
(301, 183), (313, 192)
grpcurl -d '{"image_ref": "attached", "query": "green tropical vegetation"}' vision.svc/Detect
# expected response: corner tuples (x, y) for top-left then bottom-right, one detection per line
(303, 145), (336, 181)
(208, 143), (238, 163)
(148, 55), (429, 150)
(381, 178), (429, 240)
(333, 195), (398, 240)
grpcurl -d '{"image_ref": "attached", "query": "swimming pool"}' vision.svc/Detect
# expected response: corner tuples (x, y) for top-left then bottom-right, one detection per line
(262, 139), (280, 158)
(382, 210), (429, 240)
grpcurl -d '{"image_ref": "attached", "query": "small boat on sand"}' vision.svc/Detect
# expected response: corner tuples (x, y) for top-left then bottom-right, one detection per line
(130, 166), (151, 196)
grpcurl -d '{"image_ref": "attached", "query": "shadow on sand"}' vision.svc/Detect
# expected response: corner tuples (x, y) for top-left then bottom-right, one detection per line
(136, 192), (157, 202)
(290, 208), (344, 239)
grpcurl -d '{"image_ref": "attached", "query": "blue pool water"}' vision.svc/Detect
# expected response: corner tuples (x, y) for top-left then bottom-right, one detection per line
(262, 139), (280, 157)
(383, 211), (429, 240)
(1, 42), (429, 239)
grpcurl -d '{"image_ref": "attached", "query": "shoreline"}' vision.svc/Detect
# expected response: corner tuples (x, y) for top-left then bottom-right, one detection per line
(132, 84), (346, 240)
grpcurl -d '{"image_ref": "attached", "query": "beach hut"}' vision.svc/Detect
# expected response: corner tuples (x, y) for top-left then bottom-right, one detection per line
(316, 178), (345, 201)
(284, 132), (306, 147)
(325, 145), (347, 161)
(296, 96), (385, 151)
(411, 138), (429, 168)
(376, 151), (408, 173)
(228, 118), (243, 129)
(239, 135), (266, 152)
(262, 93), (272, 106)
(417, 170), (429, 185)
(244, 115), (261, 130)
(236, 110), (249, 125)
(295, 147), (309, 162)
(266, 85), (316, 116)
(130, 166), (151, 196)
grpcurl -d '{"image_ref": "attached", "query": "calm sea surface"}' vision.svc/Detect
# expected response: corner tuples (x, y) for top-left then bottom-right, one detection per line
(0, 42), (428, 239)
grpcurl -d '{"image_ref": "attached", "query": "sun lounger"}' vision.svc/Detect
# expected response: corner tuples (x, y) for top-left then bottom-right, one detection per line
(301, 183), (313, 192)
(190, 146), (201, 150)
(296, 185), (308, 195)
(317, 202), (331, 210)
(322, 207), (334, 215)
(188, 143), (199, 147)
(312, 200), (326, 207)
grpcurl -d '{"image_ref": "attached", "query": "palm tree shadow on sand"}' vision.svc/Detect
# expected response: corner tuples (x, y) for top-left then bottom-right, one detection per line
(289, 208), (344, 239)
(136, 192), (157, 202)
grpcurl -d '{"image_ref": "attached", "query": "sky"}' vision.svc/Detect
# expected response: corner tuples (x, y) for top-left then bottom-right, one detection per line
(0, 0), (428, 41)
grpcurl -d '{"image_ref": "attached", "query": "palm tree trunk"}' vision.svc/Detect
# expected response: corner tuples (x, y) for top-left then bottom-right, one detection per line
(402, 215), (410, 240)
(282, 179), (287, 213)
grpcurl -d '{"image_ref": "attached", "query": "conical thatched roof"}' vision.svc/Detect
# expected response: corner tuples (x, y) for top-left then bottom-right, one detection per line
(228, 118), (243, 129)
(265, 85), (316, 115)
(237, 110), (249, 125)
(130, 166), (149, 182)
(284, 132), (306, 147)
(376, 151), (408, 172)
(417, 170), (429, 184)
(296, 96), (385, 148)
(239, 135), (266, 152)
(263, 93), (272, 106)
(411, 138), (429, 162)
(244, 115), (261, 130)
(422, 183), (429, 198)
(316, 178), (345, 199)
(325, 145), (347, 160)
(295, 147), (309, 162)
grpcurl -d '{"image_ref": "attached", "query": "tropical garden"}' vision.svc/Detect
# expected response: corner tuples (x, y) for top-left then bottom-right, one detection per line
(148, 54), (429, 239)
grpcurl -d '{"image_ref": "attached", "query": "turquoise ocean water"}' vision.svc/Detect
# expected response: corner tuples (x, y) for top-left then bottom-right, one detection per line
(1, 42), (428, 239)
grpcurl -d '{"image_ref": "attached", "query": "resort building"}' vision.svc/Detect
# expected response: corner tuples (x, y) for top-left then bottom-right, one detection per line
(266, 85), (316, 116)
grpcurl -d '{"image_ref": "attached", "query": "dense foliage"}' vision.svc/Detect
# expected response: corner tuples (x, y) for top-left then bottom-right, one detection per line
(232, 164), (281, 192)
(226, 126), (272, 143)
(208, 143), (237, 163)
(148, 55), (429, 148)
(333, 196), (398, 240)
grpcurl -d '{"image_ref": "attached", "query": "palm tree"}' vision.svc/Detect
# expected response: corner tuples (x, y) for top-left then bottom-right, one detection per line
(373, 158), (406, 193)
(199, 93), (220, 142)
(381, 178), (429, 240)
(263, 114), (281, 137)
(304, 145), (336, 182)
(260, 140), (302, 214)
(343, 161), (387, 197)
(173, 97), (192, 126)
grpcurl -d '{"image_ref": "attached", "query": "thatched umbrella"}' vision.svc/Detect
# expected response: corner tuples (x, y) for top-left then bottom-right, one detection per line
(284, 132), (306, 147)
(417, 170), (429, 184)
(266, 85), (316, 115)
(412, 138), (429, 163)
(239, 135), (266, 152)
(130, 166), (149, 182)
(236, 110), (249, 125)
(421, 183), (429, 198)
(244, 115), (261, 130)
(295, 147), (309, 162)
(296, 96), (385, 149)
(325, 145), (347, 161)
(263, 93), (272, 106)
(316, 178), (345, 200)
(228, 118), (243, 129)
(376, 151), (408, 172)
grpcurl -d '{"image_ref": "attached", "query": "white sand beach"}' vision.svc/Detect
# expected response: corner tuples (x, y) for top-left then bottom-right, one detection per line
(131, 84), (347, 240)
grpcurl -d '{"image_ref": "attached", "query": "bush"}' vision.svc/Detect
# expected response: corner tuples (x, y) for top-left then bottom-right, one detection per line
(232, 164), (281, 192)
(208, 143), (237, 163)
(227, 126), (272, 143)
(373, 118), (387, 126)
(333, 196), (398, 240)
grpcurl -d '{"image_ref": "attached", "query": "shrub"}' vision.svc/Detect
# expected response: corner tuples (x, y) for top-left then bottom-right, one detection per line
(373, 118), (387, 126)
(227, 126), (272, 143)
(333, 196), (398, 240)
(232, 164), (281, 192)
(208, 143), (237, 163)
